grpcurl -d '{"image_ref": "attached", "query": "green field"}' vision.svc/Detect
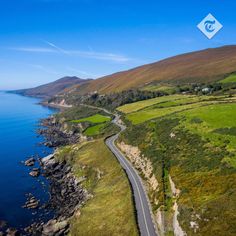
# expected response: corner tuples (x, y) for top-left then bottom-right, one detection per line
(71, 114), (111, 124)
(56, 107), (115, 138)
(149, 96), (218, 108)
(66, 140), (138, 236)
(177, 103), (236, 167)
(127, 100), (222, 124)
(56, 106), (103, 121)
(118, 95), (229, 124)
(220, 74), (236, 84)
(117, 94), (192, 114)
(83, 123), (107, 136)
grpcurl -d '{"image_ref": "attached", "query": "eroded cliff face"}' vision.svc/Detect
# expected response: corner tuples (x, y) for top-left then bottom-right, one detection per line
(169, 176), (186, 236)
(117, 142), (159, 191)
(117, 142), (162, 232)
(117, 141), (187, 236)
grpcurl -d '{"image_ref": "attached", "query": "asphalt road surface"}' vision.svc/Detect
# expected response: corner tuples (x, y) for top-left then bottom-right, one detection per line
(105, 115), (158, 236)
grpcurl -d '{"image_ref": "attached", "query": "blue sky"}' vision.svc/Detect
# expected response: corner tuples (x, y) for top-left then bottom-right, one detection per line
(0, 0), (235, 89)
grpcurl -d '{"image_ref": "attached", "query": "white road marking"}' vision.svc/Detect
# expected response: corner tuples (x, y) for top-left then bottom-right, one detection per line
(109, 138), (151, 236)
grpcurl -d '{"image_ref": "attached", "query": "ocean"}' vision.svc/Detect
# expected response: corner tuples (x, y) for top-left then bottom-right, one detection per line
(0, 91), (56, 229)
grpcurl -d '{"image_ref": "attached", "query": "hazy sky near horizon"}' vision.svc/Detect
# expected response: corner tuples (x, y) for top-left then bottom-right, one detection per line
(0, 0), (236, 89)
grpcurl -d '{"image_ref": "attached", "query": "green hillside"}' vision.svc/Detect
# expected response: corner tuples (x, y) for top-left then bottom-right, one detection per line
(220, 74), (236, 84)
(117, 94), (236, 235)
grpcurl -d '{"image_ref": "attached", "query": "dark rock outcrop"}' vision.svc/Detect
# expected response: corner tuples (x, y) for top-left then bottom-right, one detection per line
(22, 194), (40, 209)
(29, 168), (40, 177)
(41, 156), (87, 219)
(24, 158), (35, 166)
(38, 117), (80, 147)
(6, 228), (19, 236)
(23, 154), (88, 235)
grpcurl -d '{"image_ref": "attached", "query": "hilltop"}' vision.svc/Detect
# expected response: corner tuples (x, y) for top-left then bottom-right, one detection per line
(70, 45), (236, 94)
(13, 76), (92, 98)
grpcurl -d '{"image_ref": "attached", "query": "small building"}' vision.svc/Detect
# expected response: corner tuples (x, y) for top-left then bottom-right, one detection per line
(202, 87), (211, 93)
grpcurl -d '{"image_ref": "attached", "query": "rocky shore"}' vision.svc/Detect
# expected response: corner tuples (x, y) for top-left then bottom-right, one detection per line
(24, 154), (88, 235)
(0, 154), (88, 236)
(0, 108), (89, 236)
(37, 117), (80, 148)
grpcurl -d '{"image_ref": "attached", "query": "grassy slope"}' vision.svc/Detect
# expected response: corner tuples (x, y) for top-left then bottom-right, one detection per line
(56, 106), (105, 121)
(118, 95), (236, 235)
(220, 74), (236, 84)
(52, 105), (138, 235)
(84, 123), (107, 136)
(71, 46), (236, 94)
(174, 105), (236, 235)
(68, 140), (138, 236)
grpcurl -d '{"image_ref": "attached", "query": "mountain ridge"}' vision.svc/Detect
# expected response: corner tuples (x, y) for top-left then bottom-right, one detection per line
(71, 45), (236, 94)
(12, 45), (236, 98)
(13, 76), (92, 98)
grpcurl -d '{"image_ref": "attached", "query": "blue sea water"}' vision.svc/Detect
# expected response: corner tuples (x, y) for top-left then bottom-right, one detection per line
(0, 91), (56, 229)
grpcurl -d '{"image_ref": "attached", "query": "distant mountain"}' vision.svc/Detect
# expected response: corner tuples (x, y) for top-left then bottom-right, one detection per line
(70, 45), (236, 94)
(13, 76), (92, 98)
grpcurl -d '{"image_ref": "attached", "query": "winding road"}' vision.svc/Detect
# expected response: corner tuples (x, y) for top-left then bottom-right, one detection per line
(105, 115), (158, 236)
(79, 104), (158, 235)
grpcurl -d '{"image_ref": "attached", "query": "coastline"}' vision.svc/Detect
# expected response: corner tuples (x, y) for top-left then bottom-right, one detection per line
(0, 92), (57, 235)
(7, 90), (72, 110)
(40, 101), (72, 110)
(0, 91), (80, 235)
(0, 112), (86, 235)
(0, 92), (140, 235)
(26, 99), (86, 235)
(23, 153), (88, 235)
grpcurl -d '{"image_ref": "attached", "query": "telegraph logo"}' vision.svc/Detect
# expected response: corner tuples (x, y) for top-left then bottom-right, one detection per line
(197, 14), (223, 39)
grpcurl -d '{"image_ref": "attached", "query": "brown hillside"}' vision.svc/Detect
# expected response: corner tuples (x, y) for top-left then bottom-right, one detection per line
(14, 76), (91, 98)
(74, 45), (236, 94)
